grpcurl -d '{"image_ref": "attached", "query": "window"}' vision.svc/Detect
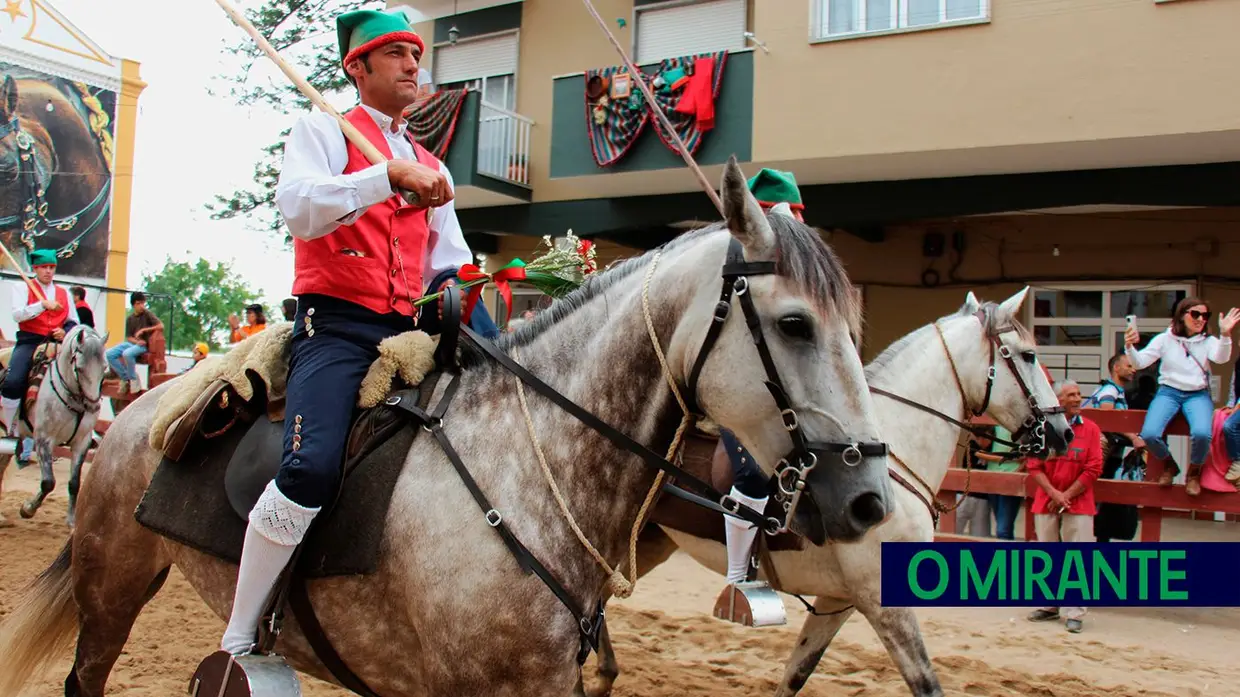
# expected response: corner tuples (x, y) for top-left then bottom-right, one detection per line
(432, 32), (519, 107)
(635, 0), (747, 64)
(1028, 283), (1192, 399)
(814, 0), (987, 40)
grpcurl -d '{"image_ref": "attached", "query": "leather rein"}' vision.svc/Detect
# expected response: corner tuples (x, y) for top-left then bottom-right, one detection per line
(870, 310), (1065, 525)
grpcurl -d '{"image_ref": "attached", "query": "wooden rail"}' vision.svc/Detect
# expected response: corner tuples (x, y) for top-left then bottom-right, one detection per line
(935, 407), (1237, 542)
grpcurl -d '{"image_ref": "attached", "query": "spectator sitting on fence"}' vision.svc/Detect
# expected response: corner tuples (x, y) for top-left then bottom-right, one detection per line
(180, 342), (210, 375)
(282, 298), (297, 322)
(956, 428), (1001, 537)
(106, 291), (163, 394)
(228, 303), (268, 343)
(1125, 299), (1238, 496)
(71, 286), (94, 329)
(1026, 379), (1102, 634)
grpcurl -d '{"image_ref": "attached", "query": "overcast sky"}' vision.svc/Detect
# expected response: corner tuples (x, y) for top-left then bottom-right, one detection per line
(53, 0), (409, 310)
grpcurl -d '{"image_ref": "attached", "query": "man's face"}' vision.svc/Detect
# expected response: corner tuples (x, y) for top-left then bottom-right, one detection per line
(1058, 385), (1082, 418)
(1113, 356), (1135, 384)
(133, 300), (146, 314)
(33, 264), (55, 285)
(349, 41), (422, 109)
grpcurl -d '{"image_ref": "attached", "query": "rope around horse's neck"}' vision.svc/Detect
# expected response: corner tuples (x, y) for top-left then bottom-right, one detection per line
(509, 248), (693, 601)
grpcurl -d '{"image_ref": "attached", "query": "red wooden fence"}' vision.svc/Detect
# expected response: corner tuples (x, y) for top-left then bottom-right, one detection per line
(935, 408), (1240, 542)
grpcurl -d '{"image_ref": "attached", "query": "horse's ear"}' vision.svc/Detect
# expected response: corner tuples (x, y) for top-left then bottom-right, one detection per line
(962, 291), (981, 314)
(720, 155), (775, 258)
(0, 75), (15, 121)
(997, 286), (1030, 319)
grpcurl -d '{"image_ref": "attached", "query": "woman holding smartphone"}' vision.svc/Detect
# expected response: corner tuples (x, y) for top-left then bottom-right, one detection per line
(1125, 298), (1239, 495)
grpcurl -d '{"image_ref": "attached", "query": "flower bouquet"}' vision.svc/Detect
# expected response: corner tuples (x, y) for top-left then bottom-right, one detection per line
(413, 230), (599, 326)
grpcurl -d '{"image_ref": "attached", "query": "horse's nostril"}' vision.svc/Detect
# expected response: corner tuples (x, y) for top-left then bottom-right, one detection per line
(849, 492), (886, 527)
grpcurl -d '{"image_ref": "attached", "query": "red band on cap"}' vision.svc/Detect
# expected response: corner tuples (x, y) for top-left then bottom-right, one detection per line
(343, 31), (425, 66)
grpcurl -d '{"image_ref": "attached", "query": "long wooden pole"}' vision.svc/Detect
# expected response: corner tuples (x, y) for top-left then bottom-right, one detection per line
(213, 0), (421, 205)
(578, 0), (725, 217)
(0, 241), (47, 303)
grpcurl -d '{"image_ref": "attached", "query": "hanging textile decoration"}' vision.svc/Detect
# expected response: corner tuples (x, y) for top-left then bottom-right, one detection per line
(648, 50), (728, 156)
(584, 65), (650, 167)
(403, 88), (469, 160)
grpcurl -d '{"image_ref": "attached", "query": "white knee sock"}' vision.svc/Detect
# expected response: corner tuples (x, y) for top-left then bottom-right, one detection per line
(220, 480), (319, 655)
(1, 397), (19, 435)
(724, 487), (769, 585)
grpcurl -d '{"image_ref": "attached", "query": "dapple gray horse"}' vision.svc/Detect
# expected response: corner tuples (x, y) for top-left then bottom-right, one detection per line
(0, 323), (107, 528)
(0, 159), (896, 697)
(587, 289), (1075, 697)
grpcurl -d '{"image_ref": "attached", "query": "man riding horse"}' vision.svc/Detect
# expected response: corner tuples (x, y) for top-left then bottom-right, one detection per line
(218, 7), (499, 656)
(1, 248), (79, 448)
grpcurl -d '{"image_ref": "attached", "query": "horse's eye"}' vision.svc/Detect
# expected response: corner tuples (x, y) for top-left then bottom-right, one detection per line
(1021, 350), (1037, 364)
(777, 315), (814, 342)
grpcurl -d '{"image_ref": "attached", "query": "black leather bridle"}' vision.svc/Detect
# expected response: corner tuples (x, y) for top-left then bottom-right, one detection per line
(681, 237), (889, 534)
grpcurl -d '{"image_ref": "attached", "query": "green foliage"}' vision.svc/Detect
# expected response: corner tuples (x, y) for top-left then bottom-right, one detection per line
(141, 258), (263, 351)
(206, 0), (366, 241)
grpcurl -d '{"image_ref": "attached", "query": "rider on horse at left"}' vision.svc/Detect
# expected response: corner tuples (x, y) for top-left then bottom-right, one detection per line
(1, 248), (78, 447)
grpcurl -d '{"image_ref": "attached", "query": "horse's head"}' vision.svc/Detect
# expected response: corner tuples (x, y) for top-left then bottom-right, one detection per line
(676, 157), (892, 545)
(63, 325), (108, 405)
(951, 288), (1074, 456)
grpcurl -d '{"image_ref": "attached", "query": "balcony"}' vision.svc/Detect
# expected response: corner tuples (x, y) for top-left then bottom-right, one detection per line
(547, 49), (753, 188)
(440, 90), (534, 207)
(391, 0), (522, 21)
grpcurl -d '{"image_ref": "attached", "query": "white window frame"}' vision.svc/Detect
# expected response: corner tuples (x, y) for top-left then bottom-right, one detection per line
(431, 29), (521, 107)
(633, 0), (748, 65)
(811, 0), (990, 42)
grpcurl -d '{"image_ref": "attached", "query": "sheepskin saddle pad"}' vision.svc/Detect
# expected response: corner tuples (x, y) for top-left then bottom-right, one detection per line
(134, 328), (440, 578)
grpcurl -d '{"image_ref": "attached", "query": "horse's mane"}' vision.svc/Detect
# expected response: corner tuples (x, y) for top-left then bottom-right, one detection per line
(865, 299), (1033, 383)
(460, 214), (862, 368)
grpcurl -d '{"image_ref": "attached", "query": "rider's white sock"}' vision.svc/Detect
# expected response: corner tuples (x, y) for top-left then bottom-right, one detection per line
(1, 397), (19, 435)
(220, 480), (319, 655)
(724, 487), (768, 585)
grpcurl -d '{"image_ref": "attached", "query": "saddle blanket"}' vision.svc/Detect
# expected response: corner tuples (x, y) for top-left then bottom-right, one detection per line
(135, 328), (440, 578)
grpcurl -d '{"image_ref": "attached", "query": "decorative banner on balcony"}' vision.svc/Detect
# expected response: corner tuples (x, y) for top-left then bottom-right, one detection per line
(403, 88), (469, 160)
(584, 65), (650, 167)
(648, 50), (728, 156)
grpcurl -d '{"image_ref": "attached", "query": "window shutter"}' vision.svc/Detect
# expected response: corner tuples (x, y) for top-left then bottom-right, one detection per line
(433, 33), (519, 84)
(636, 0), (746, 64)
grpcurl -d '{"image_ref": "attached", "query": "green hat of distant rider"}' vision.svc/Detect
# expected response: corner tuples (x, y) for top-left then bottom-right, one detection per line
(336, 7), (425, 77)
(747, 168), (805, 222)
(29, 249), (57, 268)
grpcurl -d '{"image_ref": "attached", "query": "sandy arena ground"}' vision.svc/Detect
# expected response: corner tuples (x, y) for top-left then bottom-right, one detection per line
(3, 459), (1240, 696)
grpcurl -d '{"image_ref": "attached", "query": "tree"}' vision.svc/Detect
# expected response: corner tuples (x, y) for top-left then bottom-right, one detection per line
(142, 258), (263, 351)
(205, 0), (366, 240)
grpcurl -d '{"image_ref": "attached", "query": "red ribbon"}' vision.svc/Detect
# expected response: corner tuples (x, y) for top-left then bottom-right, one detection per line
(457, 261), (528, 326)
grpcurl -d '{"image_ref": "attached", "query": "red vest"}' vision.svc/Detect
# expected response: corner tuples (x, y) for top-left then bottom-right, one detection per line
(291, 107), (437, 317)
(19, 283), (70, 336)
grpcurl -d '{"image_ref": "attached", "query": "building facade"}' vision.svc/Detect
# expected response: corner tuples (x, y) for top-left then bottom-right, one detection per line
(0, 0), (145, 341)
(394, 0), (1240, 404)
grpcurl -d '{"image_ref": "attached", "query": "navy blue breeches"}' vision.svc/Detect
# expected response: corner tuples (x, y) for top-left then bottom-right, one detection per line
(1, 332), (53, 401)
(719, 428), (768, 499)
(274, 291), (500, 509)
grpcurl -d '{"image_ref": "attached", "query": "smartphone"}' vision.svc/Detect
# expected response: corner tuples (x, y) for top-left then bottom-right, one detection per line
(1125, 314), (1137, 329)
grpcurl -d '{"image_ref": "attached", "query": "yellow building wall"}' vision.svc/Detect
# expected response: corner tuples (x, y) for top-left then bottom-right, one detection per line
(105, 58), (146, 343)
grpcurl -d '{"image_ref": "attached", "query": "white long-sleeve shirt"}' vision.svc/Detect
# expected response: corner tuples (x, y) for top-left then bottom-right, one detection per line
(273, 104), (473, 283)
(10, 279), (80, 328)
(1126, 330), (1232, 393)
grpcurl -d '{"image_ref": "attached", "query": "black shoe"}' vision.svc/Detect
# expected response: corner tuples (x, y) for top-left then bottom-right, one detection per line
(1066, 619), (1083, 633)
(1027, 609), (1060, 622)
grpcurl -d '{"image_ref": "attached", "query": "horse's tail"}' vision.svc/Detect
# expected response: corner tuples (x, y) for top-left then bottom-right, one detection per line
(0, 539), (78, 697)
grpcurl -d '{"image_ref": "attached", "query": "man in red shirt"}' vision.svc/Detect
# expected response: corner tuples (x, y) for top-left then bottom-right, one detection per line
(1026, 379), (1102, 633)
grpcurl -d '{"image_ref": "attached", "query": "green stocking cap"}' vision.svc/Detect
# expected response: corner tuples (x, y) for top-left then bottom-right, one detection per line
(337, 7), (425, 75)
(747, 168), (803, 208)
(29, 249), (57, 267)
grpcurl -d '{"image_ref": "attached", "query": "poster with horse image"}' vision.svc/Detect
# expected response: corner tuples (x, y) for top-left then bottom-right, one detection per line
(0, 63), (116, 280)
